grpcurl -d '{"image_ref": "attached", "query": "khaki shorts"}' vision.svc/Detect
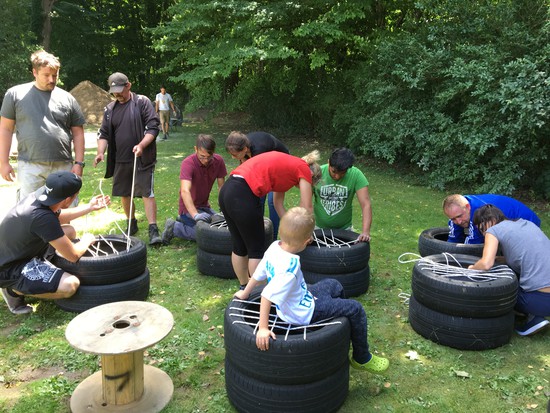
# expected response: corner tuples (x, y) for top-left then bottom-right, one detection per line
(17, 160), (73, 202)
(159, 110), (170, 124)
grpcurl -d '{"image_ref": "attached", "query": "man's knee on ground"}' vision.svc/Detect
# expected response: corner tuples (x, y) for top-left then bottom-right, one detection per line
(61, 224), (77, 240)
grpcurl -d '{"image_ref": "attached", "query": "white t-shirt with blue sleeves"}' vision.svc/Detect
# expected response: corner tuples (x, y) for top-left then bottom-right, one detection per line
(253, 241), (315, 325)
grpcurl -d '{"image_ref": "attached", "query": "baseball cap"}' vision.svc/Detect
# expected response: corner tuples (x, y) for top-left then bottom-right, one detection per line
(35, 171), (82, 206)
(108, 72), (129, 93)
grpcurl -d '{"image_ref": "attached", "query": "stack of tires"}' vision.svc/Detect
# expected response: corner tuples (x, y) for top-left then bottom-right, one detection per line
(224, 290), (351, 412)
(196, 215), (273, 279)
(298, 229), (370, 297)
(418, 227), (484, 257)
(409, 254), (518, 350)
(51, 235), (150, 313)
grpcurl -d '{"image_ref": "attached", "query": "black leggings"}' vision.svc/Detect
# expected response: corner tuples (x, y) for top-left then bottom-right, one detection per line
(218, 177), (266, 259)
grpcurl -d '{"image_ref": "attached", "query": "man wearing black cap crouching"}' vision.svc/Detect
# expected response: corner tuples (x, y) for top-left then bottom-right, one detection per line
(0, 171), (110, 315)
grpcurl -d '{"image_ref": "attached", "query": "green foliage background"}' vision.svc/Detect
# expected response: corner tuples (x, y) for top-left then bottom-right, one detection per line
(1, 124), (549, 413)
(1, 0), (549, 193)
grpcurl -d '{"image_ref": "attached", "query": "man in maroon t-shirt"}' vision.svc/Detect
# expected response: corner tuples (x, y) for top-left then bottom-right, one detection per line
(161, 134), (227, 243)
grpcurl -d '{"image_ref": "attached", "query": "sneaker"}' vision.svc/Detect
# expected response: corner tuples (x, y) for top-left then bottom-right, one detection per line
(515, 315), (550, 336)
(1, 288), (32, 315)
(149, 224), (162, 246)
(162, 133), (167, 140)
(161, 218), (176, 245)
(128, 218), (138, 236)
(350, 353), (389, 374)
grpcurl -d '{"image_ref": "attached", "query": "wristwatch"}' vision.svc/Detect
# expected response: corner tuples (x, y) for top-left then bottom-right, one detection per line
(74, 161), (86, 167)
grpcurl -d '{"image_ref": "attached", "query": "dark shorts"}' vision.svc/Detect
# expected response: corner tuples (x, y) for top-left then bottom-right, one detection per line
(112, 162), (155, 197)
(0, 258), (63, 295)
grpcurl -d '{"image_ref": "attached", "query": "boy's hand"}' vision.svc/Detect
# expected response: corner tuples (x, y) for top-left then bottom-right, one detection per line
(234, 290), (248, 300)
(256, 327), (276, 351)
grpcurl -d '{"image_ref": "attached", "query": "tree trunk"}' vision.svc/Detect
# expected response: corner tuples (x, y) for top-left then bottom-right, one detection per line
(41, 0), (57, 50)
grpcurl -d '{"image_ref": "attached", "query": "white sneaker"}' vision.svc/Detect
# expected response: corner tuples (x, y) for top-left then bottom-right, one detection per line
(1, 288), (32, 315)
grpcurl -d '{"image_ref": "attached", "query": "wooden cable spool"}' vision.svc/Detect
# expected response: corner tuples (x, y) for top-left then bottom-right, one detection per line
(65, 301), (174, 412)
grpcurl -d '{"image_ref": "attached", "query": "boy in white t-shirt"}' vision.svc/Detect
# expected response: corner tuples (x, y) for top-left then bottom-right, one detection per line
(234, 207), (389, 373)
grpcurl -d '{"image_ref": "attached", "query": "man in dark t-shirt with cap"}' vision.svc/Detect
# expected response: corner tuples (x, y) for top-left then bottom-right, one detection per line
(0, 171), (110, 315)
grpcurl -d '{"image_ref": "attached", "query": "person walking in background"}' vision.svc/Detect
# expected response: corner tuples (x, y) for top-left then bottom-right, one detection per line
(442, 194), (540, 244)
(225, 130), (289, 238)
(155, 86), (176, 141)
(234, 207), (389, 374)
(0, 50), (86, 202)
(161, 134), (227, 244)
(313, 148), (372, 242)
(94, 72), (163, 245)
(469, 205), (550, 336)
(218, 150), (321, 289)
(0, 171), (110, 315)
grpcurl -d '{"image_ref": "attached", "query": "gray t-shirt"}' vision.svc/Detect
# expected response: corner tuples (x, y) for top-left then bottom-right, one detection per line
(488, 219), (550, 292)
(0, 82), (85, 162)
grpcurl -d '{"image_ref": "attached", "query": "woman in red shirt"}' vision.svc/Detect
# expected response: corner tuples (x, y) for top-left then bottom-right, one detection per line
(218, 150), (321, 288)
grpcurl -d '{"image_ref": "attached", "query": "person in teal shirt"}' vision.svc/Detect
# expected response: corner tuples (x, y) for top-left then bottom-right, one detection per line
(313, 148), (372, 242)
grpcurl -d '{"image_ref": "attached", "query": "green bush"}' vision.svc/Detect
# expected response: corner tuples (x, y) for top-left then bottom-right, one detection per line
(335, 0), (549, 194)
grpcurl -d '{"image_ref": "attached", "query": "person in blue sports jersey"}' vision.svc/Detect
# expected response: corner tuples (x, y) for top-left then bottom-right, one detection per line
(442, 194), (540, 244)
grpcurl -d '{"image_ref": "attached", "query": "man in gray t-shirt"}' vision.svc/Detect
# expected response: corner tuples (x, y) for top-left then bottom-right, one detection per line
(0, 50), (86, 202)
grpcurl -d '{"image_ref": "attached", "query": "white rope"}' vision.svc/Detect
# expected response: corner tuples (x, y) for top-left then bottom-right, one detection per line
(398, 252), (515, 282)
(126, 153), (138, 251)
(98, 179), (131, 243)
(100, 234), (119, 255)
(229, 299), (341, 341)
(312, 229), (354, 249)
(210, 220), (228, 228)
(398, 292), (411, 305)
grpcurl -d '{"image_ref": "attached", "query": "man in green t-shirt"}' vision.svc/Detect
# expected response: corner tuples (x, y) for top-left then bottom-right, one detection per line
(313, 148), (372, 242)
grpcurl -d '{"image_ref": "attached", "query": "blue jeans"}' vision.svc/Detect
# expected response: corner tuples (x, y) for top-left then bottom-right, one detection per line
(174, 207), (216, 241)
(309, 279), (370, 364)
(260, 192), (279, 239)
(516, 289), (550, 317)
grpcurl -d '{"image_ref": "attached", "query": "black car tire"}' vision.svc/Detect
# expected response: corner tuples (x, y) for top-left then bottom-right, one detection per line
(418, 227), (484, 257)
(302, 266), (370, 298)
(196, 248), (236, 279)
(51, 235), (147, 285)
(224, 290), (350, 385)
(196, 217), (273, 255)
(54, 268), (150, 313)
(225, 359), (349, 413)
(412, 254), (518, 317)
(408, 295), (514, 350)
(298, 229), (369, 274)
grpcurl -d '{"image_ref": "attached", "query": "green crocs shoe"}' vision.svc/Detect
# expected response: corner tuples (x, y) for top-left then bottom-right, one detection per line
(350, 354), (389, 374)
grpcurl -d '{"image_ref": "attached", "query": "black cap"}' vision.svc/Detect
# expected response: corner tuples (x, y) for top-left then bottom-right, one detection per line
(108, 72), (129, 93)
(35, 171), (82, 206)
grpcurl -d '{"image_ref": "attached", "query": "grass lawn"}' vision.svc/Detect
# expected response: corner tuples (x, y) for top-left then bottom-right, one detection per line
(0, 121), (549, 413)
